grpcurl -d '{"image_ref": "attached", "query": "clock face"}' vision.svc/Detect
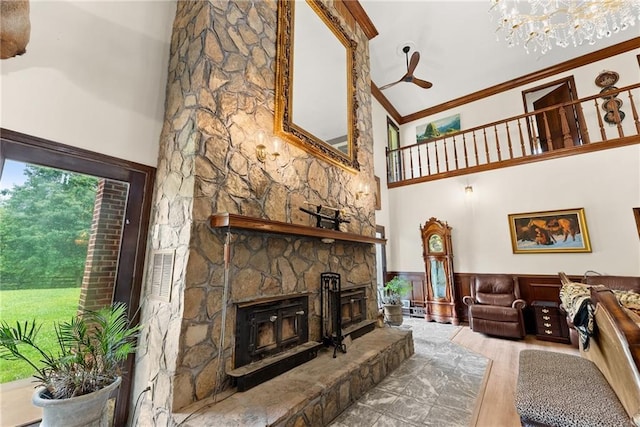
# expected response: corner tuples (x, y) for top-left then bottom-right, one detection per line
(428, 234), (443, 253)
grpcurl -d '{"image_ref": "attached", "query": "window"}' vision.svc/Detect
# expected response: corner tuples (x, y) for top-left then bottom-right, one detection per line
(386, 117), (401, 182)
(0, 129), (154, 426)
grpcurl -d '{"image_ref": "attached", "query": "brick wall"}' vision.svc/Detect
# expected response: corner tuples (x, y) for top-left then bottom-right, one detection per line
(78, 179), (128, 313)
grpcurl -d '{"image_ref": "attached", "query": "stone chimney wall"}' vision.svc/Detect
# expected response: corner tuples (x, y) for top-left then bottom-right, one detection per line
(134, 1), (376, 423)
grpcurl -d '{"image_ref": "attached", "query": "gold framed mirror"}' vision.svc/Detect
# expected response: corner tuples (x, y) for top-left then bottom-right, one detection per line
(275, 0), (359, 173)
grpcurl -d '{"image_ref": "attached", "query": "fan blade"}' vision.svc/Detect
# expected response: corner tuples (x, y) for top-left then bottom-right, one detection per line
(412, 77), (433, 89)
(407, 51), (420, 76)
(378, 79), (402, 91)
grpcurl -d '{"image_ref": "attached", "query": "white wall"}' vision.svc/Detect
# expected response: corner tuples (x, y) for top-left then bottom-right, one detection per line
(372, 100), (392, 235)
(372, 49), (640, 278)
(371, 99), (396, 285)
(0, 1), (175, 166)
(386, 145), (640, 276)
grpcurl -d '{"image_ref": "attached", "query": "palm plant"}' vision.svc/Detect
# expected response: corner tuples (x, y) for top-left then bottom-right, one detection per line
(382, 276), (412, 305)
(0, 302), (140, 399)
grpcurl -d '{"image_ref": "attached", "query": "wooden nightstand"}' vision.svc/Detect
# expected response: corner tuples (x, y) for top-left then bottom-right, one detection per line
(532, 301), (570, 343)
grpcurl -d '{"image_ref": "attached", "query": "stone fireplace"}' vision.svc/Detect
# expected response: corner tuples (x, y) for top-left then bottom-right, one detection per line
(135, 0), (382, 424)
(205, 216), (381, 394)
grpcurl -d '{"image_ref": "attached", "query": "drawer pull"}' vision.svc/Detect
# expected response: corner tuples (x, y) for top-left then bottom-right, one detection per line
(545, 330), (553, 335)
(541, 308), (549, 313)
(543, 316), (551, 320)
(544, 323), (551, 327)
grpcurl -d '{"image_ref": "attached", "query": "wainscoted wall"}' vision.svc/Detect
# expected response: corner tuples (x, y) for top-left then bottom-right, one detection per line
(134, 1), (377, 424)
(386, 270), (582, 333)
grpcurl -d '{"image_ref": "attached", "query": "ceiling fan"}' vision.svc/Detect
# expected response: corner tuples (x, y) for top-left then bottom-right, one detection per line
(378, 46), (433, 91)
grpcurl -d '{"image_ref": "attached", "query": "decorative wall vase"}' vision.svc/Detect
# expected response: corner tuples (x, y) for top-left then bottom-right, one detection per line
(0, 0), (30, 59)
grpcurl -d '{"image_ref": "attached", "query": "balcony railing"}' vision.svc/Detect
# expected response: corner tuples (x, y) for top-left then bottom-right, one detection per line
(386, 83), (640, 187)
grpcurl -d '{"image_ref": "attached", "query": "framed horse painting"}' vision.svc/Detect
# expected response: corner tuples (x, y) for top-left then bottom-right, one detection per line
(508, 208), (591, 254)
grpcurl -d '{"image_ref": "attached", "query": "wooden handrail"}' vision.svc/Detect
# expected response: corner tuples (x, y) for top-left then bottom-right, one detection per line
(390, 83), (640, 154)
(387, 82), (640, 187)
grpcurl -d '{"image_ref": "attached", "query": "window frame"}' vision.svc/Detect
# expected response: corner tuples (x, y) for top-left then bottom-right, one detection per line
(386, 117), (401, 182)
(0, 128), (155, 426)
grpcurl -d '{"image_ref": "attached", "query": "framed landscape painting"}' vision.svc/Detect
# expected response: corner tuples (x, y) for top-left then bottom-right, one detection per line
(508, 208), (591, 254)
(416, 114), (461, 143)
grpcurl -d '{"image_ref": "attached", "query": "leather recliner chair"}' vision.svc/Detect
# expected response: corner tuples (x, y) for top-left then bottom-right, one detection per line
(463, 274), (526, 339)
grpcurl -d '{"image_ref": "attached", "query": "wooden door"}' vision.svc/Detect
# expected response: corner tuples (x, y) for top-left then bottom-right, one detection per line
(533, 83), (582, 151)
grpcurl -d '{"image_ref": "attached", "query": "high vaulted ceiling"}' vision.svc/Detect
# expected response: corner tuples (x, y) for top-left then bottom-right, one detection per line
(360, 1), (640, 119)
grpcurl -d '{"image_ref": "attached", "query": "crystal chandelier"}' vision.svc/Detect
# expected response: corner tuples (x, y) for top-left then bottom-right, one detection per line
(489, 0), (640, 54)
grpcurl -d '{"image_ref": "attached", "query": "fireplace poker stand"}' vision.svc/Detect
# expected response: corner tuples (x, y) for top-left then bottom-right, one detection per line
(320, 272), (347, 358)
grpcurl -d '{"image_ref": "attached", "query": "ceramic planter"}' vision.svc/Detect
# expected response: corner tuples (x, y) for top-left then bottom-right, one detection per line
(32, 376), (121, 427)
(383, 304), (404, 326)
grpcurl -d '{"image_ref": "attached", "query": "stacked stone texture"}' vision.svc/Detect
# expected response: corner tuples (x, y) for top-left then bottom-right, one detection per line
(135, 0), (378, 423)
(282, 334), (414, 426)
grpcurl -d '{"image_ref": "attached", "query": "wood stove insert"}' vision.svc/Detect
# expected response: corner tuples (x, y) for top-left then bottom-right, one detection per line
(231, 295), (321, 391)
(235, 295), (309, 368)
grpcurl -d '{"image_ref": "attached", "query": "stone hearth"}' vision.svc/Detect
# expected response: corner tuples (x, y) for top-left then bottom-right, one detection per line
(175, 327), (413, 426)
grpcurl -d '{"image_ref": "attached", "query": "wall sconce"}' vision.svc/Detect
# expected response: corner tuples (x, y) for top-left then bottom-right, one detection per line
(465, 185), (473, 194)
(356, 183), (370, 200)
(256, 131), (281, 163)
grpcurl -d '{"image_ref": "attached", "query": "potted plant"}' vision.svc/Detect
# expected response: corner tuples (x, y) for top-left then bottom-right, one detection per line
(381, 276), (412, 326)
(0, 302), (140, 427)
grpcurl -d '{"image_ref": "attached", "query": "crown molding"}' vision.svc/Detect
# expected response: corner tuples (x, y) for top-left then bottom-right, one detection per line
(398, 37), (640, 125)
(340, 0), (378, 40)
(370, 83), (402, 124)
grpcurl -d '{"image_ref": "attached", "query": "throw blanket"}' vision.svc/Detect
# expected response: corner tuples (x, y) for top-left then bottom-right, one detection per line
(560, 282), (594, 349)
(613, 289), (640, 315)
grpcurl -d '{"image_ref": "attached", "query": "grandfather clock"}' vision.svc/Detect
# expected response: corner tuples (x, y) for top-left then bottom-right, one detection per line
(420, 217), (458, 325)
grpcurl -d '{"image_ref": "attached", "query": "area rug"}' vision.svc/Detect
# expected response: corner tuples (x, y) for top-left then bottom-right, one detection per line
(330, 317), (489, 427)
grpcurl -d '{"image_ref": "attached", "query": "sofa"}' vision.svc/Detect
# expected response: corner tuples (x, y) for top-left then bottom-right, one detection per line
(562, 274), (640, 348)
(516, 285), (640, 426)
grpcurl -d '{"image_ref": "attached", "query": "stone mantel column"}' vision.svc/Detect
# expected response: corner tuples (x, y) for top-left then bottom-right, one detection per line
(133, 1), (377, 424)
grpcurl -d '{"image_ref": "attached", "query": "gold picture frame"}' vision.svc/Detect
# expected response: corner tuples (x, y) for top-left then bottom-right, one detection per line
(633, 207), (640, 239)
(508, 208), (591, 254)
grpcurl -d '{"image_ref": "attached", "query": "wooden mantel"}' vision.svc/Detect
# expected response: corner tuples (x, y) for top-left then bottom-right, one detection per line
(209, 213), (385, 245)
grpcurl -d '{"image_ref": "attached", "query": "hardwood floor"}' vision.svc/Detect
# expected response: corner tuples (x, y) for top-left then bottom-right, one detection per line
(451, 326), (578, 427)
